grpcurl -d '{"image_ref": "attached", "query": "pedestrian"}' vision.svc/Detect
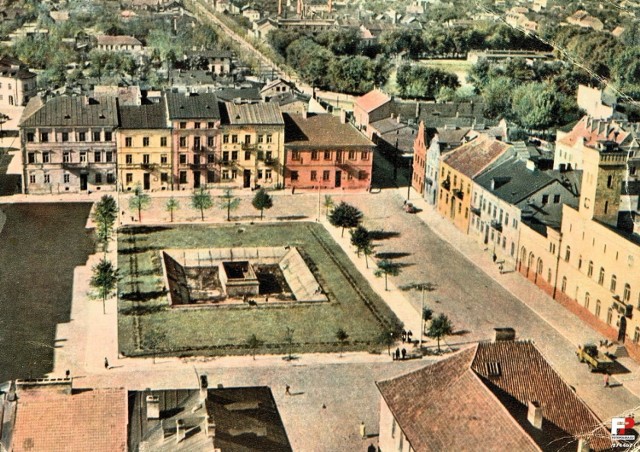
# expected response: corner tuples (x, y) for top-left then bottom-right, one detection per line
(402, 348), (407, 360)
(368, 444), (376, 452)
(65, 369), (70, 378)
(407, 330), (413, 341)
(360, 421), (366, 439)
(604, 373), (610, 388)
(499, 263), (504, 274)
(104, 357), (109, 370)
(401, 329), (406, 343)
(285, 385), (291, 395)
(395, 348), (400, 360)
(291, 186), (295, 195)
(492, 253), (497, 263)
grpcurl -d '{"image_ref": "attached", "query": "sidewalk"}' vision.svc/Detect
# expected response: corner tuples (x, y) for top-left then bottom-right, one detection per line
(401, 186), (640, 397)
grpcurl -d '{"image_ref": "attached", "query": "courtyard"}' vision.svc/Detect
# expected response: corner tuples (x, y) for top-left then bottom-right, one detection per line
(118, 222), (401, 357)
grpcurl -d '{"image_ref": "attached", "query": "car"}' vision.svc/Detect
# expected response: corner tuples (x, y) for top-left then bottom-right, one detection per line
(404, 202), (417, 213)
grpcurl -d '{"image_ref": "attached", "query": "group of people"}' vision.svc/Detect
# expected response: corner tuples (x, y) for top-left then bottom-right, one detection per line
(401, 329), (413, 344)
(394, 347), (408, 360)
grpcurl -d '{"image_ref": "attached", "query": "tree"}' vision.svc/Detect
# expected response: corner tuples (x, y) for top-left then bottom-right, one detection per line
(328, 202), (363, 237)
(219, 189), (241, 222)
(374, 259), (400, 291)
(191, 188), (213, 221)
(142, 328), (167, 364)
(129, 185), (151, 222)
(350, 225), (371, 257)
(252, 189), (273, 220)
(92, 195), (117, 252)
(481, 76), (514, 119)
(283, 326), (295, 361)
(511, 82), (561, 131)
(165, 197), (179, 222)
(422, 307), (433, 335)
(427, 313), (454, 353)
(362, 242), (374, 269)
(89, 258), (118, 314)
(377, 328), (396, 356)
(335, 328), (349, 357)
(246, 333), (263, 360)
(323, 195), (334, 216)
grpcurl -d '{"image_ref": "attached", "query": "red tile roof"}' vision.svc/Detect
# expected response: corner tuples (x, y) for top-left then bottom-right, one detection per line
(442, 134), (512, 178)
(355, 89), (392, 113)
(377, 342), (610, 452)
(11, 387), (127, 452)
(558, 116), (631, 148)
(284, 113), (373, 148)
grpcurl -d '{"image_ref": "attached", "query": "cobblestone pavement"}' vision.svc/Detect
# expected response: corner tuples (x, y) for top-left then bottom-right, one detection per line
(44, 187), (640, 451)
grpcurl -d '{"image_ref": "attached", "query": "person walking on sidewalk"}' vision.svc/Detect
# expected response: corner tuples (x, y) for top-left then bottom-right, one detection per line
(604, 373), (610, 387)
(285, 385), (291, 395)
(360, 421), (366, 439)
(104, 357), (109, 370)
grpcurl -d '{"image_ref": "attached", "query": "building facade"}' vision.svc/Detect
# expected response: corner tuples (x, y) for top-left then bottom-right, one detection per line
(220, 102), (285, 188)
(411, 120), (427, 195)
(117, 100), (173, 191)
(20, 96), (118, 194)
(0, 56), (37, 107)
(284, 113), (374, 190)
(353, 89), (393, 137)
(166, 92), (221, 190)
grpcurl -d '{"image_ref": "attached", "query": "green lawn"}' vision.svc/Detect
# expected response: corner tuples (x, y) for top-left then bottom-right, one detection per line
(118, 222), (401, 357)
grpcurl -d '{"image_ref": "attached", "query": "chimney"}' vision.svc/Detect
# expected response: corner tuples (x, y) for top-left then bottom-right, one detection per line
(397, 114), (401, 124)
(527, 401), (543, 429)
(415, 101), (420, 118)
(176, 419), (186, 443)
(494, 327), (516, 341)
(146, 395), (160, 419)
(278, 0), (283, 16)
(199, 374), (208, 404)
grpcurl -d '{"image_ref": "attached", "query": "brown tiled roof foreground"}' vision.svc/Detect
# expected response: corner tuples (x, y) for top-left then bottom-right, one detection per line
(11, 386), (127, 452)
(442, 134), (512, 178)
(377, 341), (611, 452)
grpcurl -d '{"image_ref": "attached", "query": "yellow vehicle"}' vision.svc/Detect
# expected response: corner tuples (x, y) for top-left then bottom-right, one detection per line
(576, 343), (615, 372)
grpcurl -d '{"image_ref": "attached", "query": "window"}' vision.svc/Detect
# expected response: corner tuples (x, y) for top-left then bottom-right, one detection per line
(125, 137), (132, 147)
(595, 300), (601, 318)
(323, 170), (330, 181)
(310, 170), (317, 181)
(143, 137), (150, 147)
(161, 154), (168, 164)
(179, 137), (187, 148)
(257, 151), (264, 161)
(80, 152), (87, 163)
(208, 122), (214, 129)
(266, 151), (272, 160)
(126, 173), (133, 184)
(29, 174), (36, 184)
(607, 175), (613, 188)
(105, 132), (113, 141)
(207, 171), (214, 183)
(94, 151), (101, 163)
(311, 151), (319, 160)
(245, 135), (251, 144)
(604, 201), (609, 214)
(161, 137), (167, 147)
(63, 152), (70, 163)
(222, 151), (229, 162)
(257, 134), (264, 143)
(257, 169), (263, 179)
(348, 150), (356, 160)
(587, 261), (593, 277)
(292, 151), (301, 161)
(43, 173), (50, 184)
(95, 173), (102, 184)
(585, 292), (590, 309)
(561, 276), (567, 292)
(265, 169), (272, 179)
(143, 154), (150, 164)
(179, 171), (187, 183)
(42, 152), (50, 163)
(194, 122), (200, 129)
(391, 418), (396, 438)
(63, 173), (70, 183)
(61, 132), (69, 142)
(324, 151), (331, 160)
(291, 171), (299, 181)
(231, 169), (237, 179)
(266, 134), (273, 143)
(222, 170), (229, 180)
(126, 154), (133, 164)
(505, 213), (509, 226)
(26, 132), (34, 142)
(179, 122), (186, 129)
(542, 194), (549, 204)
(194, 137), (201, 150)
(232, 135), (238, 143)
(162, 173), (169, 183)
(107, 173), (115, 184)
(207, 154), (215, 164)
(624, 284), (631, 302)
(578, 255), (582, 269)
(231, 151), (238, 161)
(223, 135), (229, 144)
(208, 136), (214, 147)
(40, 132), (49, 142)
(634, 327), (640, 344)
(565, 246), (570, 262)
(93, 132), (100, 142)
(193, 154), (199, 165)
(78, 132), (86, 142)
(361, 151), (369, 160)
(553, 194), (561, 203)
(598, 267), (605, 285)
(610, 275), (617, 292)
(245, 151), (251, 160)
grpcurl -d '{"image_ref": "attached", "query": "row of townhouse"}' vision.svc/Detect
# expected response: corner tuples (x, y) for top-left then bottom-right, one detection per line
(19, 93), (374, 194)
(427, 117), (640, 361)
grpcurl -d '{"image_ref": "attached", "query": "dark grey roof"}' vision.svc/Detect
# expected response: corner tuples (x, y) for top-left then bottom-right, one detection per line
(20, 95), (119, 127)
(119, 100), (167, 129)
(165, 92), (220, 120)
(475, 158), (555, 204)
(215, 88), (262, 102)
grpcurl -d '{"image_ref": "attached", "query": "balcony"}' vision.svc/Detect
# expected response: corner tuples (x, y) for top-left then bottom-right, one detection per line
(62, 161), (88, 169)
(441, 178), (451, 190)
(471, 206), (481, 216)
(192, 145), (203, 152)
(453, 188), (464, 200)
(141, 163), (158, 171)
(241, 143), (256, 151)
(490, 220), (503, 232)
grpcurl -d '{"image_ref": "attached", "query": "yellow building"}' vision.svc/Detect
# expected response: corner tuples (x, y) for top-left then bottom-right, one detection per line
(220, 102), (285, 189)
(437, 135), (512, 233)
(117, 100), (173, 191)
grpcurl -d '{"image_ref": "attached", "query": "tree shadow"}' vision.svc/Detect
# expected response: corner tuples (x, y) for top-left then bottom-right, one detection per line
(120, 290), (167, 302)
(119, 304), (165, 316)
(375, 252), (411, 260)
(120, 226), (171, 234)
(276, 215), (308, 220)
(451, 329), (471, 336)
(369, 230), (400, 240)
